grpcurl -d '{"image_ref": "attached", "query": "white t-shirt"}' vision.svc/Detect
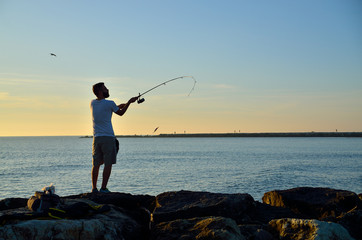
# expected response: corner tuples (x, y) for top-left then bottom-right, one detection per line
(90, 99), (119, 137)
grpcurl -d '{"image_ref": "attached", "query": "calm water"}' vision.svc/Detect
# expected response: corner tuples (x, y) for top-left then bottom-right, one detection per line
(0, 136), (361, 201)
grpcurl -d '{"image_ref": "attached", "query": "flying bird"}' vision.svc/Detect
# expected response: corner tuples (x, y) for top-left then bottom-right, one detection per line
(50, 53), (57, 57)
(153, 127), (159, 133)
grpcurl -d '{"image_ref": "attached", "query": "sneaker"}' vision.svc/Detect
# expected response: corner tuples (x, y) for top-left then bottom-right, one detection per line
(100, 188), (111, 193)
(91, 188), (99, 193)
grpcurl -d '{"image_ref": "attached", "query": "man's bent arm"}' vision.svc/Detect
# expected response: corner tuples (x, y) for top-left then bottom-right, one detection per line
(118, 104), (126, 109)
(115, 97), (138, 116)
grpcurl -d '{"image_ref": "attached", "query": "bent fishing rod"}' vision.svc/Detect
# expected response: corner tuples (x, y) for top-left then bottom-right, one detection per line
(136, 76), (196, 104)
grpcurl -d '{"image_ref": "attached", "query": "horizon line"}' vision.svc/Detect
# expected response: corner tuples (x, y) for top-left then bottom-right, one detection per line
(1, 131), (362, 138)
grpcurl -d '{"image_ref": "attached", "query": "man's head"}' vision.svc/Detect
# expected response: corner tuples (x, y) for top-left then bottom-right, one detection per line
(92, 82), (110, 99)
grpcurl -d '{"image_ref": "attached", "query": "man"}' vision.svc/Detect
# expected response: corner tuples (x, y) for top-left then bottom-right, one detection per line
(90, 82), (138, 193)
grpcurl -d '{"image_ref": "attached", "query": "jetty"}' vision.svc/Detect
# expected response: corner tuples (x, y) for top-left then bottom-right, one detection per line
(80, 132), (362, 138)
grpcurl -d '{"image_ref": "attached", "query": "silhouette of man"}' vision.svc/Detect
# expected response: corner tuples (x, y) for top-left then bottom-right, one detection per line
(90, 82), (138, 193)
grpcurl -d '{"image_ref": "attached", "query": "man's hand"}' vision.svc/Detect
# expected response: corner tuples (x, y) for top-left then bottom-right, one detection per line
(129, 96), (139, 103)
(116, 96), (139, 116)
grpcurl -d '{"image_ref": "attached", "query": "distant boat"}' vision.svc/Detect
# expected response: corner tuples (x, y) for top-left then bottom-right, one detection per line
(79, 135), (92, 138)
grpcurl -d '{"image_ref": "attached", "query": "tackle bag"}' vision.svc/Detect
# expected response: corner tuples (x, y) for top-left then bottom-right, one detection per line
(27, 191), (61, 212)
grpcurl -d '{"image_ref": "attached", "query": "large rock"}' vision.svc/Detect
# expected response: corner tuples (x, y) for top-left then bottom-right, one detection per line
(268, 218), (355, 240)
(153, 191), (255, 224)
(337, 207), (362, 240)
(0, 193), (155, 240)
(65, 192), (155, 212)
(262, 187), (359, 219)
(248, 201), (301, 224)
(0, 198), (27, 211)
(0, 203), (144, 240)
(66, 192), (155, 232)
(238, 224), (274, 240)
(151, 216), (245, 240)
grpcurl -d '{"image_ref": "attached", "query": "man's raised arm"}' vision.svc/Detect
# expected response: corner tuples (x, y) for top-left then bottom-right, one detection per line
(115, 96), (138, 116)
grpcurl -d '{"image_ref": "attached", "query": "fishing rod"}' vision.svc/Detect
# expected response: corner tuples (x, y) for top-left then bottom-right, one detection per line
(137, 76), (196, 104)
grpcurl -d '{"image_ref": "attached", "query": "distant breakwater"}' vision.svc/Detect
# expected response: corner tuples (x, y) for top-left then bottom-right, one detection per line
(81, 132), (362, 138)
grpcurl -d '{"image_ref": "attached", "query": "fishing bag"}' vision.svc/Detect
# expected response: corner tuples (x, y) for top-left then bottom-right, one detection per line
(27, 191), (61, 212)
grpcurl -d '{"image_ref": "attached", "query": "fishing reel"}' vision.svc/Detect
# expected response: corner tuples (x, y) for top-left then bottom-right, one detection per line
(137, 93), (145, 104)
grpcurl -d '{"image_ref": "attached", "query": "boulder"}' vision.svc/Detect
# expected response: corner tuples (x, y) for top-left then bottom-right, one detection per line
(0, 204), (144, 240)
(153, 190), (255, 224)
(65, 192), (155, 232)
(268, 218), (355, 240)
(151, 216), (245, 240)
(262, 187), (359, 219)
(65, 192), (155, 212)
(253, 228), (274, 240)
(0, 194), (154, 240)
(248, 201), (301, 224)
(238, 224), (274, 240)
(0, 198), (27, 211)
(337, 207), (362, 240)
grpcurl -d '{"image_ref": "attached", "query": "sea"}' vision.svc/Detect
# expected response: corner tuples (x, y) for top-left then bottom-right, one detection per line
(0, 136), (361, 201)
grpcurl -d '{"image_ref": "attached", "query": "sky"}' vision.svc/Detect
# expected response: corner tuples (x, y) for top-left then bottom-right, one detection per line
(0, 0), (361, 136)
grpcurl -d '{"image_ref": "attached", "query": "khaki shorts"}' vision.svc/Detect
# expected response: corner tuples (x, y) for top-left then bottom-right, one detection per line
(92, 136), (118, 166)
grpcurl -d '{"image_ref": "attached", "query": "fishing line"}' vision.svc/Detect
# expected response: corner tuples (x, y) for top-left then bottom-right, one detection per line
(137, 76), (196, 104)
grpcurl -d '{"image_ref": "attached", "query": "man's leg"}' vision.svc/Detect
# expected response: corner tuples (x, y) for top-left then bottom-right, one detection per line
(92, 165), (100, 190)
(101, 164), (112, 189)
(100, 137), (117, 190)
(92, 137), (102, 191)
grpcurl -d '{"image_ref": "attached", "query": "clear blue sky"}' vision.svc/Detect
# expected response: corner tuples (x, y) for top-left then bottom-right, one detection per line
(1, 0), (361, 136)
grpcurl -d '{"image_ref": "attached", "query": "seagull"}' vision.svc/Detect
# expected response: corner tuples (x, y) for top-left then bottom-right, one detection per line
(50, 53), (57, 57)
(153, 127), (159, 133)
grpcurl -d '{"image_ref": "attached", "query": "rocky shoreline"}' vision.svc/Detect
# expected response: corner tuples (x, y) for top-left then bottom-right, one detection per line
(0, 187), (360, 240)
